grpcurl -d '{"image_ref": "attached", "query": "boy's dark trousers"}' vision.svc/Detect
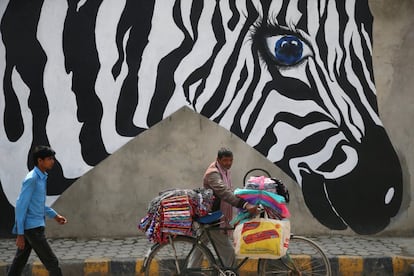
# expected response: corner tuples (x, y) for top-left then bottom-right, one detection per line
(7, 227), (62, 276)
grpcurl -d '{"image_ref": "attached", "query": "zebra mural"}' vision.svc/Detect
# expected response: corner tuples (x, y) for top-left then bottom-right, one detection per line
(0, 0), (403, 235)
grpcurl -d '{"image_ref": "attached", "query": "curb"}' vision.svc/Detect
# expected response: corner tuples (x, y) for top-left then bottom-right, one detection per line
(1, 256), (413, 275)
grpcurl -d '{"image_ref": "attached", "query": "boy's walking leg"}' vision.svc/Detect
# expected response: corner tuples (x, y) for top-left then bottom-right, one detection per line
(7, 237), (32, 276)
(25, 227), (62, 276)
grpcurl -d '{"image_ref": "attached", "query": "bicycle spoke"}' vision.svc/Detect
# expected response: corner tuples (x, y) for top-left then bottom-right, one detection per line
(259, 236), (331, 276)
(144, 236), (217, 276)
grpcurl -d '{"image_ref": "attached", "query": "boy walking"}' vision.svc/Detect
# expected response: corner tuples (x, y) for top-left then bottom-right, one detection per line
(8, 146), (67, 276)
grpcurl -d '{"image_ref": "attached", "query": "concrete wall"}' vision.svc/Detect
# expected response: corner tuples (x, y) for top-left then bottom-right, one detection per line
(47, 107), (332, 238)
(0, 0), (413, 238)
(47, 0), (414, 238)
(370, 0), (414, 235)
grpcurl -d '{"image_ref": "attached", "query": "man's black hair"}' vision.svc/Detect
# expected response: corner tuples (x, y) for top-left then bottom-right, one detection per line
(217, 147), (233, 159)
(33, 145), (56, 166)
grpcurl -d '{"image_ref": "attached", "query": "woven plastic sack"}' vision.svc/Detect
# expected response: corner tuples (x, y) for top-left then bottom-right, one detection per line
(233, 217), (290, 259)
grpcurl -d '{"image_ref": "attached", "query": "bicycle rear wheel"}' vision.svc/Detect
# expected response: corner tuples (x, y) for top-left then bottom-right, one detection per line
(144, 236), (217, 276)
(258, 236), (331, 275)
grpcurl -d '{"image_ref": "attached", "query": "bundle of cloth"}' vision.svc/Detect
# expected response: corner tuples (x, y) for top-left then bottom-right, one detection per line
(138, 188), (215, 243)
(231, 176), (290, 226)
(160, 195), (193, 236)
(245, 176), (290, 203)
(244, 175), (280, 192)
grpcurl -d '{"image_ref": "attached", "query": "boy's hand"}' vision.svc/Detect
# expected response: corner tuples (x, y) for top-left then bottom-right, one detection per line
(54, 214), (67, 224)
(16, 235), (25, 250)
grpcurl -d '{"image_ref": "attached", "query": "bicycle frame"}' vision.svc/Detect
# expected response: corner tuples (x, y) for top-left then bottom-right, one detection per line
(194, 225), (322, 275)
(142, 216), (277, 274)
(142, 207), (331, 276)
(142, 228), (331, 276)
(201, 224), (250, 272)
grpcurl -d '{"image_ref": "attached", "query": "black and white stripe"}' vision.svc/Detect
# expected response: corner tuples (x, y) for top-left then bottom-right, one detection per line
(0, 0), (402, 236)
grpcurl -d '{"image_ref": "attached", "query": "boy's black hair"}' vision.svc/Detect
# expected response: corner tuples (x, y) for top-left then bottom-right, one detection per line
(217, 147), (233, 159)
(33, 145), (56, 166)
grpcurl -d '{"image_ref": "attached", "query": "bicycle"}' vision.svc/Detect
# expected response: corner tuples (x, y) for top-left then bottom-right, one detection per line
(141, 210), (332, 275)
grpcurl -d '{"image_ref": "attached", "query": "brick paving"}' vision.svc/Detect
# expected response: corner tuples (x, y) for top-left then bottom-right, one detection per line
(1, 234), (413, 275)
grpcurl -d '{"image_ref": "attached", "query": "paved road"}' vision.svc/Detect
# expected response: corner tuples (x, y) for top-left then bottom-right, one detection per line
(1, 234), (414, 275)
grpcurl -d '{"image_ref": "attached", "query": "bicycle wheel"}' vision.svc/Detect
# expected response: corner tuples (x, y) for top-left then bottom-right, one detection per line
(258, 236), (331, 275)
(144, 236), (218, 276)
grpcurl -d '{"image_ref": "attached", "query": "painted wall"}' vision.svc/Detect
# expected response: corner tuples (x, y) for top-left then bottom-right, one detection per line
(47, 107), (323, 238)
(0, 0), (412, 237)
(43, 104), (414, 238)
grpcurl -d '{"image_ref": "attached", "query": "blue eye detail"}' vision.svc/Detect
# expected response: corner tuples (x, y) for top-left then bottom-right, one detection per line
(275, 36), (303, 65)
(265, 35), (311, 66)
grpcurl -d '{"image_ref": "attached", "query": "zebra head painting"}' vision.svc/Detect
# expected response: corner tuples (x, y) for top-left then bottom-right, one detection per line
(0, 0), (402, 235)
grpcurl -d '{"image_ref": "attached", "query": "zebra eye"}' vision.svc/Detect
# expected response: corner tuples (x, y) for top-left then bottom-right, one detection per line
(265, 35), (311, 66)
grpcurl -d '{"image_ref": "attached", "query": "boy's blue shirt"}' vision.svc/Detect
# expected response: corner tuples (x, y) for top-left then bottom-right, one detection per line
(12, 166), (57, 235)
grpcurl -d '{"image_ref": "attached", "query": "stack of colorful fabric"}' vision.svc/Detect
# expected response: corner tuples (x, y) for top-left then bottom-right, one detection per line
(234, 188), (290, 218)
(160, 195), (193, 236)
(138, 188), (215, 243)
(245, 175), (279, 193)
(231, 185), (291, 227)
(190, 188), (215, 217)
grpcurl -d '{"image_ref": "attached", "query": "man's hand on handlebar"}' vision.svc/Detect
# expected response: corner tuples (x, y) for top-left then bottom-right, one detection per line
(245, 203), (259, 215)
(245, 203), (264, 215)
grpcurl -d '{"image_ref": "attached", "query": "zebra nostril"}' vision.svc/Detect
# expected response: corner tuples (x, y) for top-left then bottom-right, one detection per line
(385, 187), (395, 205)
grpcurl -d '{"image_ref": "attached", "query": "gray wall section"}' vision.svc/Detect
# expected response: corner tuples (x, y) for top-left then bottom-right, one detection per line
(47, 0), (414, 238)
(47, 107), (345, 238)
(370, 0), (414, 235)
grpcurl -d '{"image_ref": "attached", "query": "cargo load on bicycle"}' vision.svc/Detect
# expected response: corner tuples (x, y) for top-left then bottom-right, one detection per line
(232, 175), (291, 259)
(140, 171), (332, 275)
(138, 188), (215, 243)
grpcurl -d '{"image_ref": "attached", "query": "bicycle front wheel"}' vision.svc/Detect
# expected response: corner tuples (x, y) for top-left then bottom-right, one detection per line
(258, 235), (331, 275)
(144, 236), (217, 276)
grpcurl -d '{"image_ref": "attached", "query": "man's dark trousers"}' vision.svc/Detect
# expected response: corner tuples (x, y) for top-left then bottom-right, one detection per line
(7, 227), (62, 276)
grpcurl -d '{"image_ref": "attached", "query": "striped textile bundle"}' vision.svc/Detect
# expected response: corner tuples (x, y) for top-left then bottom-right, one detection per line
(160, 195), (193, 236)
(234, 188), (290, 219)
(245, 176), (289, 203)
(138, 188), (215, 243)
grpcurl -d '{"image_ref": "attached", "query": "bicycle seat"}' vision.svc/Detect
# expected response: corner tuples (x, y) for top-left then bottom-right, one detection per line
(195, 211), (223, 224)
